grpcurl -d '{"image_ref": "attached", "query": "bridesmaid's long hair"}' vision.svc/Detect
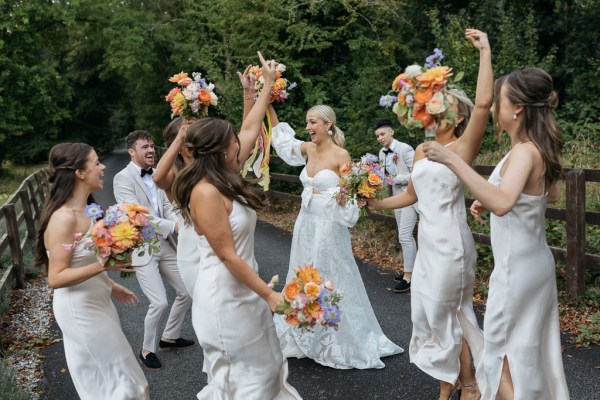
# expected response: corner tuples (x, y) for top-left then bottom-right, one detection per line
(35, 143), (96, 270)
(172, 118), (266, 225)
(493, 68), (563, 187)
(308, 105), (345, 148)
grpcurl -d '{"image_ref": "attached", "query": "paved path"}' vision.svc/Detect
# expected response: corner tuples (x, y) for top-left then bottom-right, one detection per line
(40, 147), (600, 399)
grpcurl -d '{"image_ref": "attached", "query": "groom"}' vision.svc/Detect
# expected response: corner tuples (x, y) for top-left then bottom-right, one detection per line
(113, 130), (194, 369)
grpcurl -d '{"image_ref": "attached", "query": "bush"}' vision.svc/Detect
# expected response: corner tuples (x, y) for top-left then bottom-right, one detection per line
(0, 360), (32, 400)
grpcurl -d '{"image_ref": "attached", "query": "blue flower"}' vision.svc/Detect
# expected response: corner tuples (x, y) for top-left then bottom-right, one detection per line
(362, 153), (379, 163)
(318, 289), (332, 307)
(84, 203), (103, 220)
(103, 210), (119, 226)
(287, 82), (297, 90)
(425, 48), (444, 68)
(323, 305), (342, 325)
(379, 94), (397, 108)
(141, 225), (157, 241)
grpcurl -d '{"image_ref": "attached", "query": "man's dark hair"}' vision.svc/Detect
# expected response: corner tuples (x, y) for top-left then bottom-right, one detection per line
(374, 118), (394, 130)
(126, 130), (153, 149)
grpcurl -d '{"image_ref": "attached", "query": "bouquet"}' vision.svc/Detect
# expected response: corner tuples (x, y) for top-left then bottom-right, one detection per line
(241, 61), (297, 191)
(336, 153), (385, 217)
(84, 202), (160, 278)
(379, 48), (464, 139)
(165, 71), (218, 119)
(275, 264), (342, 333)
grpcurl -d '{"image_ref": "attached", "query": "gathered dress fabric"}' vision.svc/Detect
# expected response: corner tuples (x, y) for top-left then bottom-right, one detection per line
(52, 228), (149, 400)
(271, 122), (403, 369)
(409, 157), (484, 385)
(192, 201), (301, 400)
(176, 210), (200, 297)
(483, 153), (569, 399)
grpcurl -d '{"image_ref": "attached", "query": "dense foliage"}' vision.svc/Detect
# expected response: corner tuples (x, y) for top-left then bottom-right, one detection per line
(1, 0), (599, 165)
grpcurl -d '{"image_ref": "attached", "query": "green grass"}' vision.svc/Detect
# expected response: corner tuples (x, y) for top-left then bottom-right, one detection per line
(0, 163), (46, 205)
(0, 360), (33, 400)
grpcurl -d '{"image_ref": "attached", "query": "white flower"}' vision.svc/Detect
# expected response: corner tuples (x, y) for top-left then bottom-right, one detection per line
(405, 64), (422, 78)
(209, 91), (218, 106)
(207, 83), (215, 92)
(182, 89), (196, 101)
(187, 82), (199, 92)
(276, 63), (286, 73)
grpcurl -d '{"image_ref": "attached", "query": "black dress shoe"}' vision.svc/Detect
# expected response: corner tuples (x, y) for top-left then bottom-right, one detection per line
(158, 338), (196, 351)
(139, 351), (161, 369)
(393, 273), (405, 282)
(393, 279), (411, 293)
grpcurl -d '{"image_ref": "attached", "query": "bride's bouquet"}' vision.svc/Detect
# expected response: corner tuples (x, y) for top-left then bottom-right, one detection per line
(275, 264), (343, 333)
(84, 202), (160, 278)
(379, 48), (464, 138)
(242, 60), (297, 191)
(336, 153), (385, 217)
(165, 71), (218, 119)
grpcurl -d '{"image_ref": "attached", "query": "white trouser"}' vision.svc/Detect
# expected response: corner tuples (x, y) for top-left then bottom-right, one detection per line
(393, 204), (418, 274)
(135, 237), (192, 353)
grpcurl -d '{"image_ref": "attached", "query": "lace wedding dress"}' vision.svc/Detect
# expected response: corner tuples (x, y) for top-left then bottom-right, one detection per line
(52, 224), (149, 399)
(271, 123), (403, 369)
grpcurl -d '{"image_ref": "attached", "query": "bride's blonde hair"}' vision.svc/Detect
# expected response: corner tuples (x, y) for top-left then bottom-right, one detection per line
(307, 105), (345, 148)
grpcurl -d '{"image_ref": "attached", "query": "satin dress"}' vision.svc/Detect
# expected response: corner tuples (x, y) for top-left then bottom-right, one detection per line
(409, 157), (485, 385)
(271, 122), (403, 369)
(484, 153), (569, 399)
(52, 227), (149, 400)
(192, 201), (301, 400)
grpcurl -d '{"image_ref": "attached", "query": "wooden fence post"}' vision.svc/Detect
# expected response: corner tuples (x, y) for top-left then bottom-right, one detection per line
(4, 203), (25, 289)
(26, 179), (41, 217)
(19, 189), (36, 240)
(565, 169), (586, 299)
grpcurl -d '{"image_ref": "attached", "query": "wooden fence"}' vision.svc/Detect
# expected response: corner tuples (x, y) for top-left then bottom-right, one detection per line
(0, 170), (49, 297)
(267, 161), (600, 300)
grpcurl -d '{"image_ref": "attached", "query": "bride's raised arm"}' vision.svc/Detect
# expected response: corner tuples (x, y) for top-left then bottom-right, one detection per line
(268, 104), (308, 166)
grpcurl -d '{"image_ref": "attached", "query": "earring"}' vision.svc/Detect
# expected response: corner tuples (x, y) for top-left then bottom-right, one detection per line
(327, 129), (333, 136)
(224, 153), (228, 160)
(512, 113), (517, 120)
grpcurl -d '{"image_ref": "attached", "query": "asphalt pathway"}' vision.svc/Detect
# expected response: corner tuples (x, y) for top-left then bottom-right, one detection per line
(39, 147), (600, 399)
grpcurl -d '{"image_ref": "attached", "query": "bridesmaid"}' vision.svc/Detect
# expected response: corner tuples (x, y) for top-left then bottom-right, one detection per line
(368, 29), (492, 399)
(424, 68), (569, 399)
(172, 52), (301, 399)
(35, 143), (149, 399)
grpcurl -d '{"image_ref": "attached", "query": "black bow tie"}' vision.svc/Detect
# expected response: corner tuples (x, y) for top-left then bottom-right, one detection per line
(140, 167), (153, 177)
(383, 148), (393, 155)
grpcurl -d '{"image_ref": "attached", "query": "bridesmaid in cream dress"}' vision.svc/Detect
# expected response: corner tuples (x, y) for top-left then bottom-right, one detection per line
(424, 68), (569, 399)
(368, 29), (492, 399)
(36, 143), (148, 399)
(172, 52), (301, 399)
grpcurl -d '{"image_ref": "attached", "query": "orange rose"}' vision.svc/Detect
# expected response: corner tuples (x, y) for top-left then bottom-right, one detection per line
(392, 73), (409, 91)
(165, 87), (181, 102)
(304, 282), (321, 300)
(368, 173), (382, 186)
(296, 264), (322, 285)
(283, 280), (302, 302)
(305, 302), (324, 320)
(284, 311), (300, 326)
(177, 77), (193, 86)
(339, 163), (351, 175)
(198, 89), (212, 104)
(169, 72), (188, 83)
(417, 66), (453, 89)
(412, 105), (435, 128)
(414, 86), (433, 104)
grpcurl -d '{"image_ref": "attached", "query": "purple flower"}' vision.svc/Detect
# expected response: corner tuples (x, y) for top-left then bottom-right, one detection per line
(318, 289), (333, 307)
(379, 94), (397, 108)
(425, 48), (444, 68)
(323, 305), (342, 325)
(141, 225), (157, 241)
(103, 209), (119, 226)
(84, 203), (103, 220)
(362, 153), (379, 163)
(287, 81), (297, 90)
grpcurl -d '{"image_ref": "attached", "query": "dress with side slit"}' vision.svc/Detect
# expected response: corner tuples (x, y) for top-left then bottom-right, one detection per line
(409, 155), (485, 386)
(483, 152), (569, 399)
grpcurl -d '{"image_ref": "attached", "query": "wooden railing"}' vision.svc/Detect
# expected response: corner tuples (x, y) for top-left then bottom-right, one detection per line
(0, 170), (49, 296)
(266, 160), (600, 300)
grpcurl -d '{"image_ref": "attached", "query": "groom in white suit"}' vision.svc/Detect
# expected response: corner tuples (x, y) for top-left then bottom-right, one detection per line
(114, 130), (194, 369)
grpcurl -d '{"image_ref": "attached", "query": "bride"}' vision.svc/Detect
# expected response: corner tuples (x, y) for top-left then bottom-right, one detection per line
(268, 104), (403, 369)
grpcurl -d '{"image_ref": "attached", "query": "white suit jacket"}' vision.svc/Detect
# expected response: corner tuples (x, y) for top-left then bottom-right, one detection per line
(379, 138), (415, 195)
(113, 162), (177, 265)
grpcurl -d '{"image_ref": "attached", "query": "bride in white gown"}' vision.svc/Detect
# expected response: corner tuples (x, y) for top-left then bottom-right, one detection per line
(268, 104), (403, 370)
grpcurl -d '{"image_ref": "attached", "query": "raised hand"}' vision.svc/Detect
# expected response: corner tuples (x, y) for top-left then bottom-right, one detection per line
(465, 28), (490, 51)
(257, 51), (277, 86)
(470, 200), (488, 225)
(236, 64), (254, 91)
